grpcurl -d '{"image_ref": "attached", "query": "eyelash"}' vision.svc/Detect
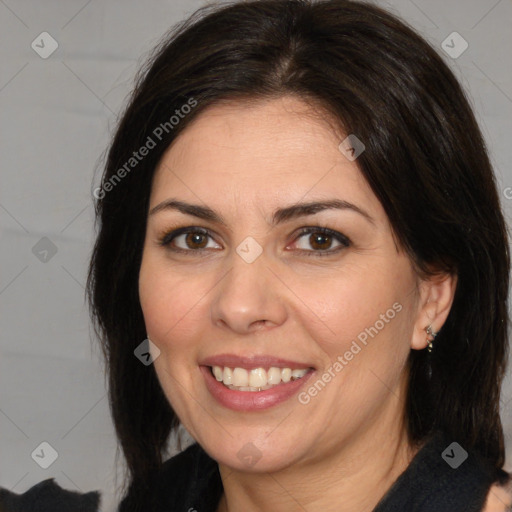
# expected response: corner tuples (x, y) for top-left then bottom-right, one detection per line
(157, 226), (351, 257)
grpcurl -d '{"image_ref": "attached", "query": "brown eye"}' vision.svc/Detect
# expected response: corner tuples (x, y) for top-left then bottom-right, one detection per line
(308, 232), (333, 250)
(159, 227), (221, 252)
(291, 227), (351, 256)
(184, 232), (209, 249)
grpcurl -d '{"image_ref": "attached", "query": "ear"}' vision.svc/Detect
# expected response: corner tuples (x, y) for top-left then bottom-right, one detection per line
(410, 271), (457, 350)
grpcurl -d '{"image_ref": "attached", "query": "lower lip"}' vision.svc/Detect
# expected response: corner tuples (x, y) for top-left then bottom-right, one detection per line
(200, 365), (315, 411)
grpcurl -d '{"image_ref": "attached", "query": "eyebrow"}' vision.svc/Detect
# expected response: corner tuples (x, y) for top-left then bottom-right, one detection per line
(148, 198), (375, 226)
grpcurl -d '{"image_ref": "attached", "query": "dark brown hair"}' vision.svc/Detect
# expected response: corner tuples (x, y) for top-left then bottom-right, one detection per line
(86, 0), (510, 508)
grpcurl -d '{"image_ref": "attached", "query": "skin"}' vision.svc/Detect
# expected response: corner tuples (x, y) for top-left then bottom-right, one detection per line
(138, 95), (457, 512)
(484, 481), (512, 512)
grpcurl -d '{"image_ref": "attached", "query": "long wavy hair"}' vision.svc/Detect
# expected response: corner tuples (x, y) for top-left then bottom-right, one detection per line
(86, 0), (510, 509)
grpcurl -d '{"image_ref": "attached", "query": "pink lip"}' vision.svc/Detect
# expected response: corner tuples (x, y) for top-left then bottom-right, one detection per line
(200, 364), (316, 411)
(200, 353), (315, 370)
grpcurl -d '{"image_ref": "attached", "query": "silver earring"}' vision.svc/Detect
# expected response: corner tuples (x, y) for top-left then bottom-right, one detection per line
(426, 325), (438, 353)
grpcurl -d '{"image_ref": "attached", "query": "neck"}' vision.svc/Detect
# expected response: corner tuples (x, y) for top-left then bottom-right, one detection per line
(216, 381), (421, 512)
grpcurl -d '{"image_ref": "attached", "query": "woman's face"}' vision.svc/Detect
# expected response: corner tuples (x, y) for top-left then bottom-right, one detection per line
(139, 96), (431, 472)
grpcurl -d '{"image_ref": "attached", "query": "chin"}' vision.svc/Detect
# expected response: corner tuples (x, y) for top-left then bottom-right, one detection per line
(196, 429), (303, 472)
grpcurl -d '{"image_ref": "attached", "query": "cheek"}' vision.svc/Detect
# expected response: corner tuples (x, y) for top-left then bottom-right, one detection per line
(307, 264), (407, 339)
(305, 260), (415, 384)
(138, 254), (204, 349)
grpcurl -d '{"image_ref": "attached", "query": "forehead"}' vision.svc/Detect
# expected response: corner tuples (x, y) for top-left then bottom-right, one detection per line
(150, 96), (382, 220)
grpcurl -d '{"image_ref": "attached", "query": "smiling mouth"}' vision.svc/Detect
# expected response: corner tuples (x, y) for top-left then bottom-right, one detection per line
(210, 365), (313, 392)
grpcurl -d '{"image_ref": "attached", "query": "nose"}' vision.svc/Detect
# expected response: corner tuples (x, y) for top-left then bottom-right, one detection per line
(210, 248), (288, 334)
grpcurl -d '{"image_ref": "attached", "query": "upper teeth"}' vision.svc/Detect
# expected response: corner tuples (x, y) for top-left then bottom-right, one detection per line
(211, 365), (309, 388)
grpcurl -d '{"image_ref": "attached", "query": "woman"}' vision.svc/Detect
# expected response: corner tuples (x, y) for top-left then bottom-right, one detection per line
(87, 1), (512, 510)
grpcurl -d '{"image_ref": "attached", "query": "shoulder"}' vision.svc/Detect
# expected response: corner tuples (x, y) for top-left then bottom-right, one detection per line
(482, 470), (512, 512)
(374, 430), (507, 512)
(0, 478), (100, 512)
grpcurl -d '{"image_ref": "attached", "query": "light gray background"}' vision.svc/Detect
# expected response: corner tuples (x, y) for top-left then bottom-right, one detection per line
(1, 0), (511, 510)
